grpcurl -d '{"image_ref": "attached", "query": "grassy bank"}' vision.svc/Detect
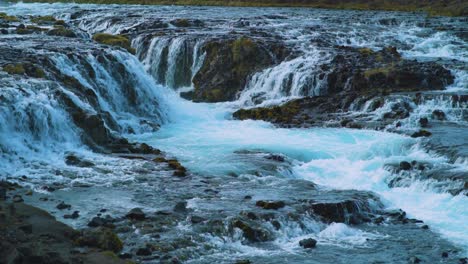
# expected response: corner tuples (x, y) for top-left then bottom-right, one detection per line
(11, 0), (468, 17)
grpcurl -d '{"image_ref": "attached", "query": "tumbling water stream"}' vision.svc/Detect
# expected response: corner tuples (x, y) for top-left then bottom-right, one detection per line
(1, 2), (467, 262)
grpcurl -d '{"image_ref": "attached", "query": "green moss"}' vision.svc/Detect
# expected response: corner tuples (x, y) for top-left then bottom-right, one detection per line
(92, 33), (136, 54)
(16, 25), (47, 35)
(0, 12), (19, 22)
(364, 65), (395, 79)
(30, 15), (57, 24)
(54, 19), (66, 26)
(3, 64), (25, 75)
(48, 26), (77, 38)
(171, 18), (190, 27)
(359, 48), (374, 56)
(3, 63), (45, 78)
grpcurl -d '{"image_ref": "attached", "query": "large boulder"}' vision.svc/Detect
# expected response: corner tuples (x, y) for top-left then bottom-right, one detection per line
(192, 37), (288, 102)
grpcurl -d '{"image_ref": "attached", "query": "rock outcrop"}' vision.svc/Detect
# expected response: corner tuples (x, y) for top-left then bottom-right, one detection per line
(233, 47), (454, 129)
(191, 37), (289, 102)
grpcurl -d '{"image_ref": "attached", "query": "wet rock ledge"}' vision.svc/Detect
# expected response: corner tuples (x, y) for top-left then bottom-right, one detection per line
(233, 46), (455, 131)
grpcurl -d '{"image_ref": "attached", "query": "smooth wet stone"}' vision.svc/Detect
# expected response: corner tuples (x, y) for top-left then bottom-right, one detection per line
(419, 117), (429, 127)
(126, 208), (145, 221)
(400, 161), (412, 171)
(299, 238), (317, 248)
(411, 130), (432, 138)
(64, 211), (80, 219)
(56, 202), (71, 210)
(255, 200), (285, 210)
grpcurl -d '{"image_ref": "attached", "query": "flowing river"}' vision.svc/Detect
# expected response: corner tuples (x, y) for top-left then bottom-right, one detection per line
(1, 2), (467, 263)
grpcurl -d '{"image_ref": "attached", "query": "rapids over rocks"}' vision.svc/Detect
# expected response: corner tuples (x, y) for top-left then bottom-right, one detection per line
(0, 2), (467, 264)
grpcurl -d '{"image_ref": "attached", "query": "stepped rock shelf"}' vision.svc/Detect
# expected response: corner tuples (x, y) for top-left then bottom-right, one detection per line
(0, 3), (467, 264)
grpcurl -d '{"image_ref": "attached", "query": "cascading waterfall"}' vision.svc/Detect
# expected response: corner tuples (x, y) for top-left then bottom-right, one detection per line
(134, 35), (207, 91)
(51, 50), (169, 134)
(238, 47), (331, 106)
(0, 78), (83, 176)
(1, 3), (467, 262)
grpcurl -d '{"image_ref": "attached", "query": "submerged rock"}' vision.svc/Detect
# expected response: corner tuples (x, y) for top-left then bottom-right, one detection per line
(231, 219), (271, 242)
(255, 200), (286, 210)
(299, 238), (317, 248)
(126, 208), (146, 221)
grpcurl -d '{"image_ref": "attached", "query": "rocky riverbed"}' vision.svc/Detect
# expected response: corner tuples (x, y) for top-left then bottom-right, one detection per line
(0, 3), (467, 264)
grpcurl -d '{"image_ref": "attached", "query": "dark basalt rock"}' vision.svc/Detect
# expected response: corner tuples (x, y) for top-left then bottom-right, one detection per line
(65, 154), (95, 167)
(231, 219), (272, 242)
(192, 36), (289, 102)
(432, 109), (446, 120)
(400, 161), (412, 171)
(419, 117), (429, 127)
(411, 130), (432, 138)
(306, 199), (370, 224)
(255, 200), (286, 210)
(56, 202), (71, 210)
(299, 238), (317, 248)
(126, 208), (146, 221)
(64, 211), (80, 219)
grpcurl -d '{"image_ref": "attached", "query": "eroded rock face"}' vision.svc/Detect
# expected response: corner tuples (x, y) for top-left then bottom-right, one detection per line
(233, 47), (454, 129)
(192, 37), (289, 102)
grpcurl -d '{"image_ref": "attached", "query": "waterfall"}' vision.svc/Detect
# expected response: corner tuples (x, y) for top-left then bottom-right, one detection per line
(134, 35), (206, 91)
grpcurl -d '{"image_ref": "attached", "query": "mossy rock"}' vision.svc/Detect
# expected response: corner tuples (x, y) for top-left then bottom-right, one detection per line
(359, 47), (375, 56)
(2, 63), (45, 78)
(0, 12), (19, 22)
(30, 15), (57, 25)
(364, 65), (395, 79)
(16, 25), (46, 35)
(48, 26), (77, 38)
(3, 63), (25, 75)
(92, 33), (136, 54)
(170, 18), (190, 27)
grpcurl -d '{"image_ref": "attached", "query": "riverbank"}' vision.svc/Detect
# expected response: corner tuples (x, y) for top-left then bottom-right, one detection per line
(10, 0), (468, 16)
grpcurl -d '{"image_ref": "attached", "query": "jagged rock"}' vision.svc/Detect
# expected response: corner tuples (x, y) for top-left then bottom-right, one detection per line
(432, 109), (446, 120)
(400, 161), (412, 171)
(299, 238), (317, 248)
(192, 37), (289, 102)
(233, 46), (454, 130)
(231, 219), (271, 242)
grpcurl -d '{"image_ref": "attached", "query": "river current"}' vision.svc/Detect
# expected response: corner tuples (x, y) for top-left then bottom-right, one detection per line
(1, 3), (467, 263)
